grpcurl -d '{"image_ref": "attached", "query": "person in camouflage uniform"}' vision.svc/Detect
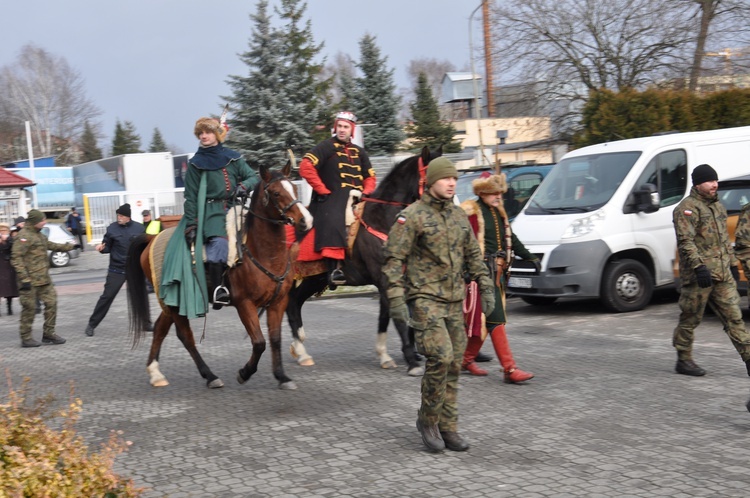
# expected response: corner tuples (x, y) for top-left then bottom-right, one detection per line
(11, 209), (77, 347)
(384, 157), (494, 453)
(733, 202), (750, 299)
(672, 164), (750, 377)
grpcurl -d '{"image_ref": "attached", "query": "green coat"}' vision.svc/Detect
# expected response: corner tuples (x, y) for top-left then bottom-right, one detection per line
(183, 146), (258, 239)
(11, 226), (74, 286)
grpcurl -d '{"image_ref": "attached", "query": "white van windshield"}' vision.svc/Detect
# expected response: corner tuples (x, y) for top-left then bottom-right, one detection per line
(525, 151), (641, 214)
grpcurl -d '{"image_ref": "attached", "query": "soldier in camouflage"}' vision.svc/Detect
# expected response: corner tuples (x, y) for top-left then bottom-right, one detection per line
(384, 157), (494, 453)
(672, 164), (750, 377)
(733, 202), (750, 299)
(11, 209), (77, 347)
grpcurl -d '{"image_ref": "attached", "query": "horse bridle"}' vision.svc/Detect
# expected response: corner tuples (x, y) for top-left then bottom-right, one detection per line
(241, 175), (299, 306)
(249, 176), (303, 226)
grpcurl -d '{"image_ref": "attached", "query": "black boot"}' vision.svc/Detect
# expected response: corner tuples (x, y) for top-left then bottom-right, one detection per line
(327, 259), (346, 288)
(6, 298), (12, 316)
(208, 262), (230, 310)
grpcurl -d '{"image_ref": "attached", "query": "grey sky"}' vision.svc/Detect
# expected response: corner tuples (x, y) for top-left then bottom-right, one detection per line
(3, 0), (477, 156)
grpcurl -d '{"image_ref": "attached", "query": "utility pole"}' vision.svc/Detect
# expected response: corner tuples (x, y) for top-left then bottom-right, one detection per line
(482, 0), (494, 118)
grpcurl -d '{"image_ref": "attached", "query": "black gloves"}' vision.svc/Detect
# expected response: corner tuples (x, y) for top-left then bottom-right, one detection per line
(731, 265), (741, 283)
(695, 265), (712, 288)
(19, 282), (31, 291)
(233, 184), (247, 200)
(184, 225), (197, 248)
(316, 194), (329, 202)
(531, 259), (541, 273)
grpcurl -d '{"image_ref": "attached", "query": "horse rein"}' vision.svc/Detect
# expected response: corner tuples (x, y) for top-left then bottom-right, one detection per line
(248, 176), (303, 226)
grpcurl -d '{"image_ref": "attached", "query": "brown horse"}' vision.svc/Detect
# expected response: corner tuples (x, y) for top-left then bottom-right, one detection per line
(125, 162), (313, 390)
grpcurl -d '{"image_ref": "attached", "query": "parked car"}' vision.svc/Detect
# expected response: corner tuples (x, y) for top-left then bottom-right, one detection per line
(455, 164), (554, 219)
(41, 223), (81, 267)
(673, 173), (750, 293)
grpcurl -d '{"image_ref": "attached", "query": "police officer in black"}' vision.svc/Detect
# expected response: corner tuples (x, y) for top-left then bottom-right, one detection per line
(84, 203), (148, 336)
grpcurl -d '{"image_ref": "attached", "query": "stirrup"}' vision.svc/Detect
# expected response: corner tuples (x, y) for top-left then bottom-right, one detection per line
(329, 268), (346, 286)
(213, 286), (231, 306)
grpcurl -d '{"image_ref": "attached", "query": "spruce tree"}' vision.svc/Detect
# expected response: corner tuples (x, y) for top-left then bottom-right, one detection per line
(111, 120), (141, 155)
(407, 72), (461, 153)
(346, 34), (404, 155)
(225, 0), (328, 168)
(148, 127), (168, 152)
(80, 120), (102, 162)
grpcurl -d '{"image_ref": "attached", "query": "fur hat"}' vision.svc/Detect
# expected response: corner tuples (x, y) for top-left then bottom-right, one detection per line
(472, 171), (508, 195)
(0, 223), (10, 232)
(194, 117), (227, 143)
(116, 203), (132, 218)
(26, 209), (45, 225)
(426, 157), (458, 187)
(691, 164), (718, 185)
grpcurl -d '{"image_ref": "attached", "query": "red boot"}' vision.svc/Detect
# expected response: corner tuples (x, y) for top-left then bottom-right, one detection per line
(490, 325), (534, 384)
(461, 335), (488, 376)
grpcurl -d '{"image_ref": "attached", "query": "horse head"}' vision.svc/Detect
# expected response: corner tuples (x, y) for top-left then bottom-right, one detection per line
(371, 145), (443, 205)
(252, 163), (313, 232)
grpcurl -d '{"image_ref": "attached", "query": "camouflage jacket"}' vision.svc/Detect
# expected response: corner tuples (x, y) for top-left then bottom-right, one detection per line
(383, 192), (493, 303)
(734, 203), (750, 260)
(673, 186), (736, 285)
(11, 225), (74, 287)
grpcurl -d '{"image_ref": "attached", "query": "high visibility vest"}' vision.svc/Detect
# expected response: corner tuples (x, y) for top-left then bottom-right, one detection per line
(145, 220), (161, 235)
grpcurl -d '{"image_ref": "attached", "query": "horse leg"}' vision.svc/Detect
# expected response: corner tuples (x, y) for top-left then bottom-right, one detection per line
(145, 311), (172, 387)
(376, 296), (397, 370)
(377, 290), (423, 375)
(234, 298), (266, 385)
(286, 274), (326, 366)
(267, 303), (297, 390)
(172, 314), (224, 388)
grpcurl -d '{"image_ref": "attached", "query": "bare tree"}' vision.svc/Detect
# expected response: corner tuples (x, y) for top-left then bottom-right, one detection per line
(0, 44), (101, 164)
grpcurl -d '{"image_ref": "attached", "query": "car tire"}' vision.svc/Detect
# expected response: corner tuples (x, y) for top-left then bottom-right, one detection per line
(50, 251), (70, 268)
(600, 259), (653, 312)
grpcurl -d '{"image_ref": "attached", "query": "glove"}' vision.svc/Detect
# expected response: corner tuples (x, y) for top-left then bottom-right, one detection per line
(531, 259), (541, 273)
(316, 194), (329, 202)
(232, 184), (247, 199)
(731, 265), (741, 283)
(389, 297), (409, 323)
(695, 265), (713, 288)
(481, 291), (495, 316)
(19, 282), (31, 291)
(184, 225), (197, 248)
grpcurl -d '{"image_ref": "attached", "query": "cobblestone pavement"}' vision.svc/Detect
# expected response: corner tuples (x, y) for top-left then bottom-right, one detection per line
(2, 253), (750, 497)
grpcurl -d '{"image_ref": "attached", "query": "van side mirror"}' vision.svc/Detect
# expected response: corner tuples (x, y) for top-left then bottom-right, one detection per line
(635, 183), (660, 213)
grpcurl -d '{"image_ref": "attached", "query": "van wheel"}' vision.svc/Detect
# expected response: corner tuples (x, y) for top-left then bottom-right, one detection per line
(600, 259), (653, 312)
(520, 296), (558, 306)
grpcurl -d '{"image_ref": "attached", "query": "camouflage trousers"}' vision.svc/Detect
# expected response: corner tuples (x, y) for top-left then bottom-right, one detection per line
(673, 280), (750, 361)
(410, 298), (466, 432)
(18, 284), (58, 341)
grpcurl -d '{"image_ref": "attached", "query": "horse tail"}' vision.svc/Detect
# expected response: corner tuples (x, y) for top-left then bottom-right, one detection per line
(126, 233), (152, 348)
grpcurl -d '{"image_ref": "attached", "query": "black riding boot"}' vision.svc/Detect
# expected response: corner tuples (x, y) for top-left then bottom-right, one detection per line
(209, 262), (230, 310)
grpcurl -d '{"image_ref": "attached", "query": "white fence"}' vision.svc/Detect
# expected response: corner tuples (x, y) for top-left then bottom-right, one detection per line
(83, 188), (185, 244)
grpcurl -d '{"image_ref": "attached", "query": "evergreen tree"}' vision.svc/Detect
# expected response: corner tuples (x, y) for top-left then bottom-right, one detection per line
(111, 120), (141, 155)
(407, 72), (461, 153)
(79, 120), (102, 162)
(148, 127), (168, 152)
(344, 34), (404, 155)
(225, 0), (328, 169)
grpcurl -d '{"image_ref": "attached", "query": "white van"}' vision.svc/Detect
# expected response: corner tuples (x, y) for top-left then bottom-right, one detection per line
(509, 126), (750, 312)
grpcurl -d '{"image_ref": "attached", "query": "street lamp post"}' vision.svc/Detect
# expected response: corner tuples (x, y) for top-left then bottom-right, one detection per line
(469, 1), (488, 167)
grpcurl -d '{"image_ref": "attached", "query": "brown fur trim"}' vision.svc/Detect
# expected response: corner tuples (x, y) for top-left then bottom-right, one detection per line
(472, 173), (508, 195)
(460, 198), (511, 256)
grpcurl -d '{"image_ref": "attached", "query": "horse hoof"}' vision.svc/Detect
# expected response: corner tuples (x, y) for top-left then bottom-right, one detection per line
(380, 359), (397, 369)
(208, 379), (224, 389)
(407, 366), (425, 377)
(298, 358), (315, 367)
(151, 379), (169, 387)
(279, 381), (298, 390)
(237, 372), (248, 385)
